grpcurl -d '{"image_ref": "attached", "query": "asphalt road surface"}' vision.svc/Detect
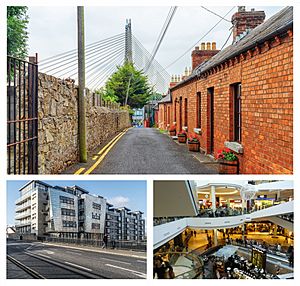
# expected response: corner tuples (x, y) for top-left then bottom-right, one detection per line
(91, 128), (216, 174)
(7, 240), (146, 279)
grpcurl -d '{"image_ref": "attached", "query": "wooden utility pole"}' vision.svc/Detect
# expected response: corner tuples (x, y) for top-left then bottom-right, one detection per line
(77, 6), (87, 162)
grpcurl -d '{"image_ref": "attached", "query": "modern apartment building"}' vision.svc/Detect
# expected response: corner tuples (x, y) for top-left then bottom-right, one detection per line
(105, 205), (145, 241)
(15, 180), (145, 241)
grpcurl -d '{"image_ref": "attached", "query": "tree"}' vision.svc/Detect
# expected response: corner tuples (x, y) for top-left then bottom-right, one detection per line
(7, 6), (29, 59)
(103, 62), (153, 108)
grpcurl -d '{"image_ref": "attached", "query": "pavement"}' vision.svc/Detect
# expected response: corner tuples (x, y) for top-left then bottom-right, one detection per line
(7, 240), (146, 279)
(65, 127), (218, 174)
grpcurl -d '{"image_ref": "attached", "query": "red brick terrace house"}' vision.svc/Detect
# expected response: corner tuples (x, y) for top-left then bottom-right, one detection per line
(158, 6), (293, 174)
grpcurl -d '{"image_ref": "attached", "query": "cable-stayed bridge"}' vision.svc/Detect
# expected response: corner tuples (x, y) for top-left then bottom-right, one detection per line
(39, 20), (170, 94)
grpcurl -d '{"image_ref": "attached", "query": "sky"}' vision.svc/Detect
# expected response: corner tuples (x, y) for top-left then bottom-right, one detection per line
(27, 6), (284, 77)
(6, 180), (147, 225)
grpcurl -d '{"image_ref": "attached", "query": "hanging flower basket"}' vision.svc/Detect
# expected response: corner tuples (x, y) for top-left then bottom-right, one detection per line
(187, 134), (200, 152)
(178, 131), (187, 143)
(216, 148), (239, 174)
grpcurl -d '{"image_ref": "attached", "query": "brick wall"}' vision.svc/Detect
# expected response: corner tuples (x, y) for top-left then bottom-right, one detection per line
(232, 8), (266, 41)
(38, 73), (130, 174)
(158, 102), (173, 130)
(169, 30), (293, 174)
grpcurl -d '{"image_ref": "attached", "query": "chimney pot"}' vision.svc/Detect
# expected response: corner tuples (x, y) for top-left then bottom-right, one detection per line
(206, 42), (211, 50)
(232, 8), (265, 42)
(201, 42), (206, 50)
(195, 46), (199, 51)
(212, 42), (216, 50)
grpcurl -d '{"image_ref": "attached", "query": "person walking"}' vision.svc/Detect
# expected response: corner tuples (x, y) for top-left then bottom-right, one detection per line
(102, 234), (108, 249)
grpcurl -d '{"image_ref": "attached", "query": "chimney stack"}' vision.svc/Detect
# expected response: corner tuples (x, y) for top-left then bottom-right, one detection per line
(191, 42), (219, 70)
(232, 7), (265, 42)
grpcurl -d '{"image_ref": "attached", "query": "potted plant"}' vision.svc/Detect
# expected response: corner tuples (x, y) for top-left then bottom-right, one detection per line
(169, 125), (176, 136)
(178, 130), (187, 143)
(216, 148), (239, 174)
(187, 134), (200, 152)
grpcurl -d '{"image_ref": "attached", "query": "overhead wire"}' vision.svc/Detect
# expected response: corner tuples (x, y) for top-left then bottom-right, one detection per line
(164, 6), (235, 70)
(200, 6), (231, 23)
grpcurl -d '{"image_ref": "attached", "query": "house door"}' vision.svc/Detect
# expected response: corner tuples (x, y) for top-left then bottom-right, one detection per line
(179, 97), (182, 131)
(207, 87), (214, 155)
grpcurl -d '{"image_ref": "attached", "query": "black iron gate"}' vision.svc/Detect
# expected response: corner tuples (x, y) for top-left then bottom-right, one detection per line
(7, 56), (38, 174)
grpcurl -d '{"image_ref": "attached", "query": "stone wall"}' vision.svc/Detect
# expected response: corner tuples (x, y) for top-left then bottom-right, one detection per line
(38, 73), (130, 174)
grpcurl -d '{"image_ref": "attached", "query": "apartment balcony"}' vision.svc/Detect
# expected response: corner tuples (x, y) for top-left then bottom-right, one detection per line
(15, 203), (31, 212)
(15, 211), (31, 220)
(45, 226), (55, 233)
(15, 192), (31, 205)
(15, 221), (31, 227)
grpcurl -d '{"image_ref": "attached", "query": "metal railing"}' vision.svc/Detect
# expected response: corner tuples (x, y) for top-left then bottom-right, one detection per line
(43, 236), (146, 251)
(154, 251), (204, 279)
(7, 56), (38, 174)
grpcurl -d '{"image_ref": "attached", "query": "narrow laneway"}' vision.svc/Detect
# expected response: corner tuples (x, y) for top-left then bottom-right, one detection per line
(66, 128), (218, 174)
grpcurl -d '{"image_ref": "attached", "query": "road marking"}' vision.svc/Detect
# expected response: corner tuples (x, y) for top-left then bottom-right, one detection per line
(96, 129), (127, 157)
(84, 129), (128, 174)
(105, 263), (146, 278)
(66, 251), (82, 255)
(44, 243), (146, 259)
(137, 260), (146, 263)
(102, 258), (131, 265)
(64, 261), (92, 272)
(74, 167), (85, 175)
(92, 155), (98, 160)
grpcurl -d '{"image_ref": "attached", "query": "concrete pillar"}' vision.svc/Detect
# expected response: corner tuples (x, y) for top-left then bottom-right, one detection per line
(242, 199), (247, 214)
(242, 223), (245, 241)
(210, 186), (216, 214)
(273, 224), (278, 237)
(214, 229), (218, 246)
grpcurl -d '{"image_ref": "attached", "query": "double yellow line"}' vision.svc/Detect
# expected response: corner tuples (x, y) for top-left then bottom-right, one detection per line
(74, 128), (130, 175)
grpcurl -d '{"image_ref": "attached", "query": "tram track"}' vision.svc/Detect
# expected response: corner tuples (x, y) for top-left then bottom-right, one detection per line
(7, 250), (110, 279)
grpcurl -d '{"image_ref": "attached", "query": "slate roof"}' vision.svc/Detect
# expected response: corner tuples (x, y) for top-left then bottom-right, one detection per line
(171, 6), (293, 90)
(158, 91), (172, 104)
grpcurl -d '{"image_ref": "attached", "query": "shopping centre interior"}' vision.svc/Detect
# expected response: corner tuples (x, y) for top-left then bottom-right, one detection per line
(153, 180), (294, 279)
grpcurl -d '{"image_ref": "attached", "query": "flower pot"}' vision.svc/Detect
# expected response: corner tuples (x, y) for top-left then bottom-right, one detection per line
(169, 130), (176, 136)
(188, 141), (200, 152)
(219, 159), (239, 174)
(178, 134), (187, 143)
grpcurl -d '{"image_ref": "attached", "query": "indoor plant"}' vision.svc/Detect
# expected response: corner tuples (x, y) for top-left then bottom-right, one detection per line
(216, 148), (239, 174)
(187, 134), (200, 152)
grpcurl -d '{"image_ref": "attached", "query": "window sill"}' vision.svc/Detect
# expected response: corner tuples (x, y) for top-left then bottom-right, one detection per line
(224, 141), (243, 154)
(194, 128), (202, 135)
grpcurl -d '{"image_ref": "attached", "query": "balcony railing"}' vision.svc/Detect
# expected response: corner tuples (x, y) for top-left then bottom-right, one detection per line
(15, 211), (31, 219)
(15, 192), (31, 205)
(15, 221), (31, 226)
(15, 203), (31, 212)
(154, 252), (204, 279)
